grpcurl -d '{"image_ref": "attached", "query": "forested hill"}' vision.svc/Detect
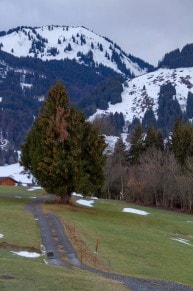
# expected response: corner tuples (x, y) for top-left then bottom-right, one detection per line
(0, 50), (122, 147)
(90, 67), (193, 138)
(0, 25), (193, 161)
(158, 43), (193, 69)
(0, 25), (155, 151)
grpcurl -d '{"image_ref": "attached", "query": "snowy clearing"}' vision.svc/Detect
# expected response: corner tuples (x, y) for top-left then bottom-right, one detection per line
(76, 199), (94, 207)
(122, 208), (150, 215)
(0, 233), (4, 238)
(11, 251), (41, 258)
(171, 238), (193, 246)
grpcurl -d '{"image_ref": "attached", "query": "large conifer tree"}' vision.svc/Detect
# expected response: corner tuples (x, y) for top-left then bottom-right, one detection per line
(21, 82), (106, 203)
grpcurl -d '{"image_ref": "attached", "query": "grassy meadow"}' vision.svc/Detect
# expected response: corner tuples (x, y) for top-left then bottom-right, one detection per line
(0, 186), (127, 290)
(45, 196), (193, 288)
(1, 186), (193, 289)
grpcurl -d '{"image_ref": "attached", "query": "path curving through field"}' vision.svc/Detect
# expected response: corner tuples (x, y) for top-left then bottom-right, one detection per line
(26, 196), (193, 291)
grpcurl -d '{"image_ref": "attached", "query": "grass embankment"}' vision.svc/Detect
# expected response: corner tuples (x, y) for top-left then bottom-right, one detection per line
(45, 197), (193, 287)
(0, 186), (127, 290)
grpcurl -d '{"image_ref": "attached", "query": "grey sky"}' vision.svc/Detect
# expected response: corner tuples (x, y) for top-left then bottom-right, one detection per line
(0, 0), (192, 65)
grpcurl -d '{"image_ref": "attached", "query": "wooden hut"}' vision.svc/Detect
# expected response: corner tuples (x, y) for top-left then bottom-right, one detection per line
(0, 177), (17, 186)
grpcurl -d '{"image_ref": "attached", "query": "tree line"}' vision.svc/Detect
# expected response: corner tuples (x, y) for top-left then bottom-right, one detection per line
(158, 43), (193, 69)
(21, 81), (193, 211)
(104, 121), (193, 212)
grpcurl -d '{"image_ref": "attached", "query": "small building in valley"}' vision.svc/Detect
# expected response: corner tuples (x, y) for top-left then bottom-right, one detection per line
(0, 177), (18, 186)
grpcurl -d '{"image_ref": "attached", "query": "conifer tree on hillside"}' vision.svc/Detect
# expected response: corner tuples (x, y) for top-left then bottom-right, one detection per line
(142, 109), (157, 129)
(129, 124), (144, 165)
(186, 92), (193, 119)
(104, 137), (128, 199)
(157, 83), (182, 137)
(112, 137), (129, 166)
(21, 81), (106, 203)
(170, 119), (193, 165)
(144, 126), (164, 151)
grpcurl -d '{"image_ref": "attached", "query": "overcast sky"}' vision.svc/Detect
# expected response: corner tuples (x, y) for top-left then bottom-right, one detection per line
(0, 0), (192, 65)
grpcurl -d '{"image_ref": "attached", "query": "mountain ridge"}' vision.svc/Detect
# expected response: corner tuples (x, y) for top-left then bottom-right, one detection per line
(0, 24), (192, 156)
(0, 25), (154, 78)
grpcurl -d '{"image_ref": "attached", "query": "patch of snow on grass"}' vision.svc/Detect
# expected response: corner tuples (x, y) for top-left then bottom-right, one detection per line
(11, 251), (41, 258)
(28, 186), (42, 191)
(187, 221), (193, 223)
(76, 199), (94, 207)
(123, 208), (150, 215)
(171, 238), (193, 246)
(0, 233), (4, 238)
(72, 192), (83, 198)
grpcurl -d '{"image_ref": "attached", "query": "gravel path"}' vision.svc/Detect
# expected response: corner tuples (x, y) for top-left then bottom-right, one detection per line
(26, 197), (193, 291)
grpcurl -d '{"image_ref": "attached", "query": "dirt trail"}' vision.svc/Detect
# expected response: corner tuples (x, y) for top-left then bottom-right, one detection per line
(26, 196), (193, 291)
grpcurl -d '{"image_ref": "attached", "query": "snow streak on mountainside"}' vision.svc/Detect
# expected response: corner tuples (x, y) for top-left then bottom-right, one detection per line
(0, 25), (153, 77)
(89, 67), (193, 123)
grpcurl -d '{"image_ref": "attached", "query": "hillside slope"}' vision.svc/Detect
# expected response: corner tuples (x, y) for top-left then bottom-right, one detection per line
(90, 67), (193, 123)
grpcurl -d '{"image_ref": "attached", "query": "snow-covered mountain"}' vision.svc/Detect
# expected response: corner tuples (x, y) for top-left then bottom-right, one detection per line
(0, 24), (193, 155)
(0, 25), (153, 77)
(89, 67), (193, 123)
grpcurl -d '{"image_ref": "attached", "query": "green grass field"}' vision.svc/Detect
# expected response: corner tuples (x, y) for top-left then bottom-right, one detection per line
(1, 186), (193, 289)
(45, 196), (193, 288)
(0, 186), (127, 290)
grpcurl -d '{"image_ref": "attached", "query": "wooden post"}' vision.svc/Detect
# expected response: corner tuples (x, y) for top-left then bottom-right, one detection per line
(80, 241), (83, 268)
(95, 238), (99, 253)
(94, 239), (99, 266)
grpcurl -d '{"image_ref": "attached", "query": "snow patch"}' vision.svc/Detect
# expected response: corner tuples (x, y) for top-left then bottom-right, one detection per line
(76, 199), (94, 207)
(122, 208), (150, 215)
(72, 192), (83, 198)
(11, 251), (41, 258)
(91, 196), (98, 200)
(171, 238), (193, 246)
(0, 233), (4, 238)
(28, 186), (42, 191)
